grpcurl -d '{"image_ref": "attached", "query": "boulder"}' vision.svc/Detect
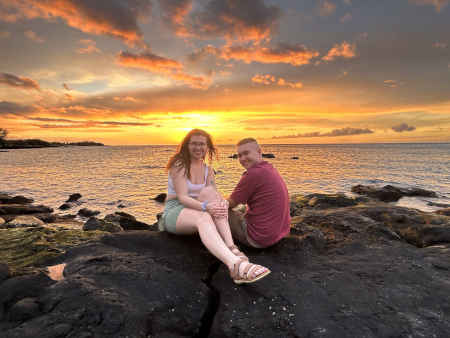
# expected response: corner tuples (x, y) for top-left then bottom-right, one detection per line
(82, 217), (123, 232)
(435, 207), (450, 216)
(77, 208), (100, 217)
(262, 153), (275, 158)
(6, 216), (44, 228)
(8, 298), (40, 322)
(0, 204), (54, 215)
(228, 154), (238, 158)
(0, 193), (11, 204)
(0, 262), (12, 283)
(8, 196), (34, 204)
(399, 187), (438, 197)
(114, 211), (136, 220)
(104, 213), (149, 231)
(0, 217), (5, 229)
(58, 202), (75, 210)
(428, 201), (450, 208)
(306, 194), (357, 209)
(292, 156), (299, 159)
(153, 193), (167, 203)
(0, 272), (55, 322)
(65, 193), (82, 203)
(351, 184), (403, 202)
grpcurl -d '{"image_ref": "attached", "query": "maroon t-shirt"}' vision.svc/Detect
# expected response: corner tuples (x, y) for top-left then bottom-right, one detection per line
(230, 161), (291, 247)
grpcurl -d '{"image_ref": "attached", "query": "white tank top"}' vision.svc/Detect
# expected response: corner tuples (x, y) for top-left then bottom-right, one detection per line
(167, 164), (208, 198)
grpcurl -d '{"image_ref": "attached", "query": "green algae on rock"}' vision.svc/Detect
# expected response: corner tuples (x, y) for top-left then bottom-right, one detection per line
(0, 226), (106, 269)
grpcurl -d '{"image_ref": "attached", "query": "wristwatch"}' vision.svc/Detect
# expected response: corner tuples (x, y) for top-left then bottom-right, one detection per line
(201, 200), (208, 212)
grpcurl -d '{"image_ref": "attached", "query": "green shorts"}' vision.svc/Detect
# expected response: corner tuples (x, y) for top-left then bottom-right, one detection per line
(158, 198), (185, 234)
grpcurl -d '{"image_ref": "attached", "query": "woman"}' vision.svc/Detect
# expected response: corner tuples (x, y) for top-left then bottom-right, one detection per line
(158, 129), (270, 284)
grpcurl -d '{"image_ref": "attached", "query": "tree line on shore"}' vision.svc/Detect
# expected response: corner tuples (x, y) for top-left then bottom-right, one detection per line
(0, 128), (104, 148)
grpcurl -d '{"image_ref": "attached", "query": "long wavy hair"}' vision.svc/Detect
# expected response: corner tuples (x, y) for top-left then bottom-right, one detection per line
(165, 129), (219, 180)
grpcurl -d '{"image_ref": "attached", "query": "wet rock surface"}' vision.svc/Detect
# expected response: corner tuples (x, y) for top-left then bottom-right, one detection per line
(5, 216), (44, 228)
(82, 217), (123, 232)
(104, 213), (150, 230)
(77, 208), (100, 217)
(351, 184), (439, 203)
(1, 194), (450, 337)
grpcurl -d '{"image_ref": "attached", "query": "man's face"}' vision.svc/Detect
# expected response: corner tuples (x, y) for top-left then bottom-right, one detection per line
(237, 142), (262, 169)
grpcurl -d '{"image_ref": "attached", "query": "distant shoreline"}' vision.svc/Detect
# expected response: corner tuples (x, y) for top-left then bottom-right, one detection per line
(0, 140), (104, 149)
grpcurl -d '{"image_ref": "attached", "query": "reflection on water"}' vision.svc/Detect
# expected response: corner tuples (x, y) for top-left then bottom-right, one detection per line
(1, 143), (449, 224)
(47, 263), (66, 281)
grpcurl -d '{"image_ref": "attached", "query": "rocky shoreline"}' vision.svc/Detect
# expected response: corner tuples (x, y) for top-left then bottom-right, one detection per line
(1, 186), (450, 337)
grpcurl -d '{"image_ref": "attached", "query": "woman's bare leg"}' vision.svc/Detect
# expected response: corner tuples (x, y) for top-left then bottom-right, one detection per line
(197, 186), (234, 247)
(176, 191), (268, 278)
(175, 207), (240, 271)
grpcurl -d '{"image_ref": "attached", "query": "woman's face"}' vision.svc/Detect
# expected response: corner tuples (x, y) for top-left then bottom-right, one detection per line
(188, 135), (208, 160)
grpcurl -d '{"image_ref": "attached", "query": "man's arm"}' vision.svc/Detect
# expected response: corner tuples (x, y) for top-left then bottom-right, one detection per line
(225, 196), (239, 209)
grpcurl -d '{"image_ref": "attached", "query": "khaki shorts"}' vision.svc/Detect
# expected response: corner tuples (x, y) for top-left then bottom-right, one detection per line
(228, 210), (264, 248)
(158, 198), (185, 234)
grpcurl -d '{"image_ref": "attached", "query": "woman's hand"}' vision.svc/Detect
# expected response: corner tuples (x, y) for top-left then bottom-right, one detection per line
(220, 200), (229, 221)
(206, 202), (228, 219)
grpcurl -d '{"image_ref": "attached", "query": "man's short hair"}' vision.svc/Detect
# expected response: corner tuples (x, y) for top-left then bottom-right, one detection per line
(237, 137), (259, 147)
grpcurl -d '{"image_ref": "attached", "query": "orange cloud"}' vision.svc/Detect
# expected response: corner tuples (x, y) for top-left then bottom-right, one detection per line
(0, 72), (42, 91)
(322, 41), (357, 61)
(0, 0), (151, 46)
(407, 0), (450, 11)
(65, 93), (75, 101)
(157, 0), (282, 44)
(24, 29), (43, 42)
(170, 71), (213, 90)
(116, 51), (213, 89)
(432, 42), (445, 49)
(156, 0), (192, 36)
(116, 51), (184, 74)
(77, 39), (100, 54)
(318, 1), (336, 17)
(277, 78), (303, 88)
(188, 42), (319, 66)
(340, 13), (351, 22)
(62, 84), (71, 91)
(252, 74), (303, 88)
(252, 74), (275, 84)
(113, 97), (139, 101)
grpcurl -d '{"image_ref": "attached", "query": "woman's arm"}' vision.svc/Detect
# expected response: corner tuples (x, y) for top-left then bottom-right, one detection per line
(206, 167), (229, 216)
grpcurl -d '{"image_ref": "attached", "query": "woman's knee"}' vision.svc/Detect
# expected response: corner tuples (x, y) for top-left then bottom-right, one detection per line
(198, 186), (220, 202)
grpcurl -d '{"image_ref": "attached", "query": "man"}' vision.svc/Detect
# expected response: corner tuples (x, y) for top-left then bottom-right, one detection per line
(226, 138), (291, 248)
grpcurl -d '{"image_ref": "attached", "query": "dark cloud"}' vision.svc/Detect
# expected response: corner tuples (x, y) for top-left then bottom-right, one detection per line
(187, 42), (319, 66)
(63, 84), (71, 90)
(0, 0), (152, 46)
(391, 123), (416, 132)
(0, 72), (42, 91)
(27, 117), (155, 127)
(0, 101), (34, 116)
(158, 0), (282, 43)
(117, 51), (184, 74)
(271, 127), (374, 139)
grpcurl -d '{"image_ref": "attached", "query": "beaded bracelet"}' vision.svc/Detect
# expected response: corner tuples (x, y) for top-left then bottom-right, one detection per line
(201, 200), (208, 212)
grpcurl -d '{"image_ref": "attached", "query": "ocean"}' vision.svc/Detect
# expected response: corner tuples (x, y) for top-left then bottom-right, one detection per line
(1, 143), (449, 226)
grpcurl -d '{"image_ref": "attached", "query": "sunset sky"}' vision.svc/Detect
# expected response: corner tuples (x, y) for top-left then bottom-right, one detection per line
(0, 0), (449, 145)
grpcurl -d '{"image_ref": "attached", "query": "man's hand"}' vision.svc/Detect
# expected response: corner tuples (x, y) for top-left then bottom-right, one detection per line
(225, 196), (238, 210)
